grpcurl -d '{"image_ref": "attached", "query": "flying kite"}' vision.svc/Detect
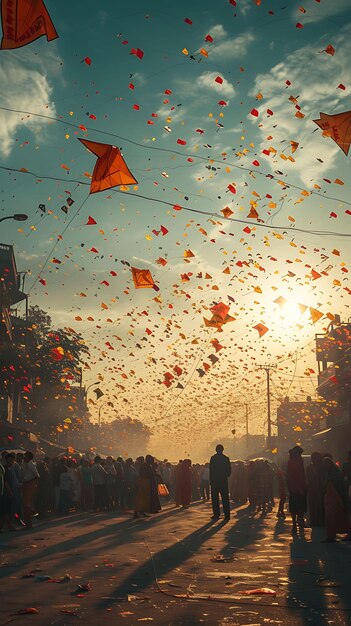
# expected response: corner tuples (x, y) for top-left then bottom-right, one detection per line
(1, 0), (58, 50)
(313, 111), (351, 156)
(131, 267), (154, 289)
(78, 138), (137, 193)
(203, 302), (235, 331)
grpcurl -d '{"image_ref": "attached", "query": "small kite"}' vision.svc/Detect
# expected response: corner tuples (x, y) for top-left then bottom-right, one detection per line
(210, 302), (230, 321)
(1, 0), (58, 50)
(131, 267), (154, 289)
(93, 388), (104, 400)
(78, 138), (137, 193)
(253, 323), (269, 337)
(313, 111), (351, 156)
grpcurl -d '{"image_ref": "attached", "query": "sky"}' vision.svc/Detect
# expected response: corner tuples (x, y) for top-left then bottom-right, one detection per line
(1, 0), (351, 460)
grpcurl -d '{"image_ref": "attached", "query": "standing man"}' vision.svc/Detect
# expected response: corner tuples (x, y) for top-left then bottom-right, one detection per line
(286, 445), (307, 534)
(91, 456), (107, 512)
(22, 451), (39, 529)
(210, 444), (231, 521)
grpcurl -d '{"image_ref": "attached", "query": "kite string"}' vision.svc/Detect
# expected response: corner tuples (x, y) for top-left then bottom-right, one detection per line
(2, 164), (351, 238)
(28, 193), (90, 295)
(1, 105), (351, 210)
(157, 328), (214, 423)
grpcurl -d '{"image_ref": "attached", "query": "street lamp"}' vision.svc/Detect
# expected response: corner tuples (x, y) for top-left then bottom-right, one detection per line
(87, 381), (100, 392)
(98, 402), (107, 427)
(0, 214), (28, 223)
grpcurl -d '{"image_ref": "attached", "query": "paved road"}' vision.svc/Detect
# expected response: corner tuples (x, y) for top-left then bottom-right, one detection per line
(0, 502), (350, 625)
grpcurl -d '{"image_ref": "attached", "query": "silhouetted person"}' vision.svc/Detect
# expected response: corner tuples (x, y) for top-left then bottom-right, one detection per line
(210, 444), (231, 521)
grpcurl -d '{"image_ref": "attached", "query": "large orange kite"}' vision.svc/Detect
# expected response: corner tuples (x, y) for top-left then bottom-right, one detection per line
(131, 267), (154, 289)
(78, 138), (138, 194)
(1, 0), (58, 50)
(313, 111), (351, 156)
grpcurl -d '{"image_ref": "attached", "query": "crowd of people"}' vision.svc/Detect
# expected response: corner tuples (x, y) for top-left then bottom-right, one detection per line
(0, 445), (350, 544)
(286, 445), (351, 542)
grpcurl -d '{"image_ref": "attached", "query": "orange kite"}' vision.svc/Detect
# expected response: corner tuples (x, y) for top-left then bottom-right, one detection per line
(313, 111), (351, 156)
(1, 0), (58, 50)
(131, 267), (154, 289)
(78, 138), (137, 194)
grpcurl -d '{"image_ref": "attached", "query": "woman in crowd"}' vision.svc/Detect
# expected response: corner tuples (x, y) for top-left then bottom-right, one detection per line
(179, 459), (192, 508)
(78, 459), (93, 510)
(133, 455), (160, 518)
(200, 463), (210, 501)
(124, 458), (137, 510)
(306, 452), (324, 527)
(0, 454), (16, 532)
(287, 445), (307, 534)
(321, 456), (351, 543)
(147, 455), (161, 514)
(58, 466), (75, 514)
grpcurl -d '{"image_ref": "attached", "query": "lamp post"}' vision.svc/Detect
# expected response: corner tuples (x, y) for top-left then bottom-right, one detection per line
(0, 214), (28, 223)
(77, 368), (99, 420)
(98, 402), (107, 427)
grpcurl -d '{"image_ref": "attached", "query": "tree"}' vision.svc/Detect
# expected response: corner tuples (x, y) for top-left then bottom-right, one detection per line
(22, 306), (89, 437)
(77, 417), (152, 457)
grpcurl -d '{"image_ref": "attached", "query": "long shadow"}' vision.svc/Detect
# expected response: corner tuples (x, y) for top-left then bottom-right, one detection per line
(273, 516), (287, 539)
(286, 527), (351, 624)
(95, 504), (269, 610)
(0, 506), (187, 579)
(96, 518), (228, 608)
(222, 506), (266, 559)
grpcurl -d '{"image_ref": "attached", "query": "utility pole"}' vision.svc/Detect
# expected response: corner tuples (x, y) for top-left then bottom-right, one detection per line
(257, 364), (277, 452)
(245, 403), (249, 448)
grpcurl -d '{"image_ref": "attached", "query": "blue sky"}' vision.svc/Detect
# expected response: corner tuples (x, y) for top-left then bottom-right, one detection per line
(1, 0), (351, 459)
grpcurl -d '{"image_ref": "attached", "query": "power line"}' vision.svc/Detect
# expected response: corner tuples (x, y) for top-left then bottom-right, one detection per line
(1, 105), (351, 210)
(1, 165), (351, 239)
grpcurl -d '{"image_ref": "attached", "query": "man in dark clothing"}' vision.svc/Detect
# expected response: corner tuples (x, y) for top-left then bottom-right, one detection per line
(210, 444), (231, 521)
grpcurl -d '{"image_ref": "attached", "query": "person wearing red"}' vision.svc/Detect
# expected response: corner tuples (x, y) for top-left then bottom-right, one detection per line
(321, 456), (351, 543)
(286, 445), (307, 534)
(179, 459), (192, 508)
(276, 466), (286, 518)
(306, 452), (324, 527)
(174, 460), (183, 507)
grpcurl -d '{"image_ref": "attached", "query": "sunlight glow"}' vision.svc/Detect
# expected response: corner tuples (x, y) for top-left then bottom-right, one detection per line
(281, 300), (303, 325)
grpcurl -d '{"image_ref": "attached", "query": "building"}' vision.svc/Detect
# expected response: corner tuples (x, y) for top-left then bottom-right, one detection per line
(0, 243), (27, 423)
(315, 320), (351, 461)
(277, 395), (327, 458)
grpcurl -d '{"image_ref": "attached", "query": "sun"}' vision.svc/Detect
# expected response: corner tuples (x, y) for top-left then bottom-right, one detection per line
(281, 300), (303, 325)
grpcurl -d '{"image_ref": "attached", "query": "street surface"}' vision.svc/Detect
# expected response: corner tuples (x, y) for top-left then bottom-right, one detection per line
(0, 502), (350, 625)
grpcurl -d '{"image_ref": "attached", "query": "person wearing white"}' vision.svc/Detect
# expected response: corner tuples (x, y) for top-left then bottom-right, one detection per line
(22, 451), (39, 529)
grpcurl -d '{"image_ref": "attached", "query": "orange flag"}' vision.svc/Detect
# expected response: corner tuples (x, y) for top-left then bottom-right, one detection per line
(1, 0), (58, 49)
(313, 111), (351, 156)
(78, 138), (137, 194)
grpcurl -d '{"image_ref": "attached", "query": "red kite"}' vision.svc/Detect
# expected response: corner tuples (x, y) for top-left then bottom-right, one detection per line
(78, 138), (137, 194)
(210, 302), (230, 321)
(253, 323), (269, 337)
(1, 0), (58, 49)
(131, 267), (154, 289)
(313, 111), (351, 156)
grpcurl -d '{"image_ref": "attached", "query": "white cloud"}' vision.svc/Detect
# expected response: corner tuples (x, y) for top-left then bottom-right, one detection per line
(248, 24), (351, 184)
(0, 49), (59, 157)
(209, 32), (255, 60)
(208, 24), (227, 40)
(291, 0), (351, 24)
(237, 0), (253, 16)
(196, 71), (235, 97)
